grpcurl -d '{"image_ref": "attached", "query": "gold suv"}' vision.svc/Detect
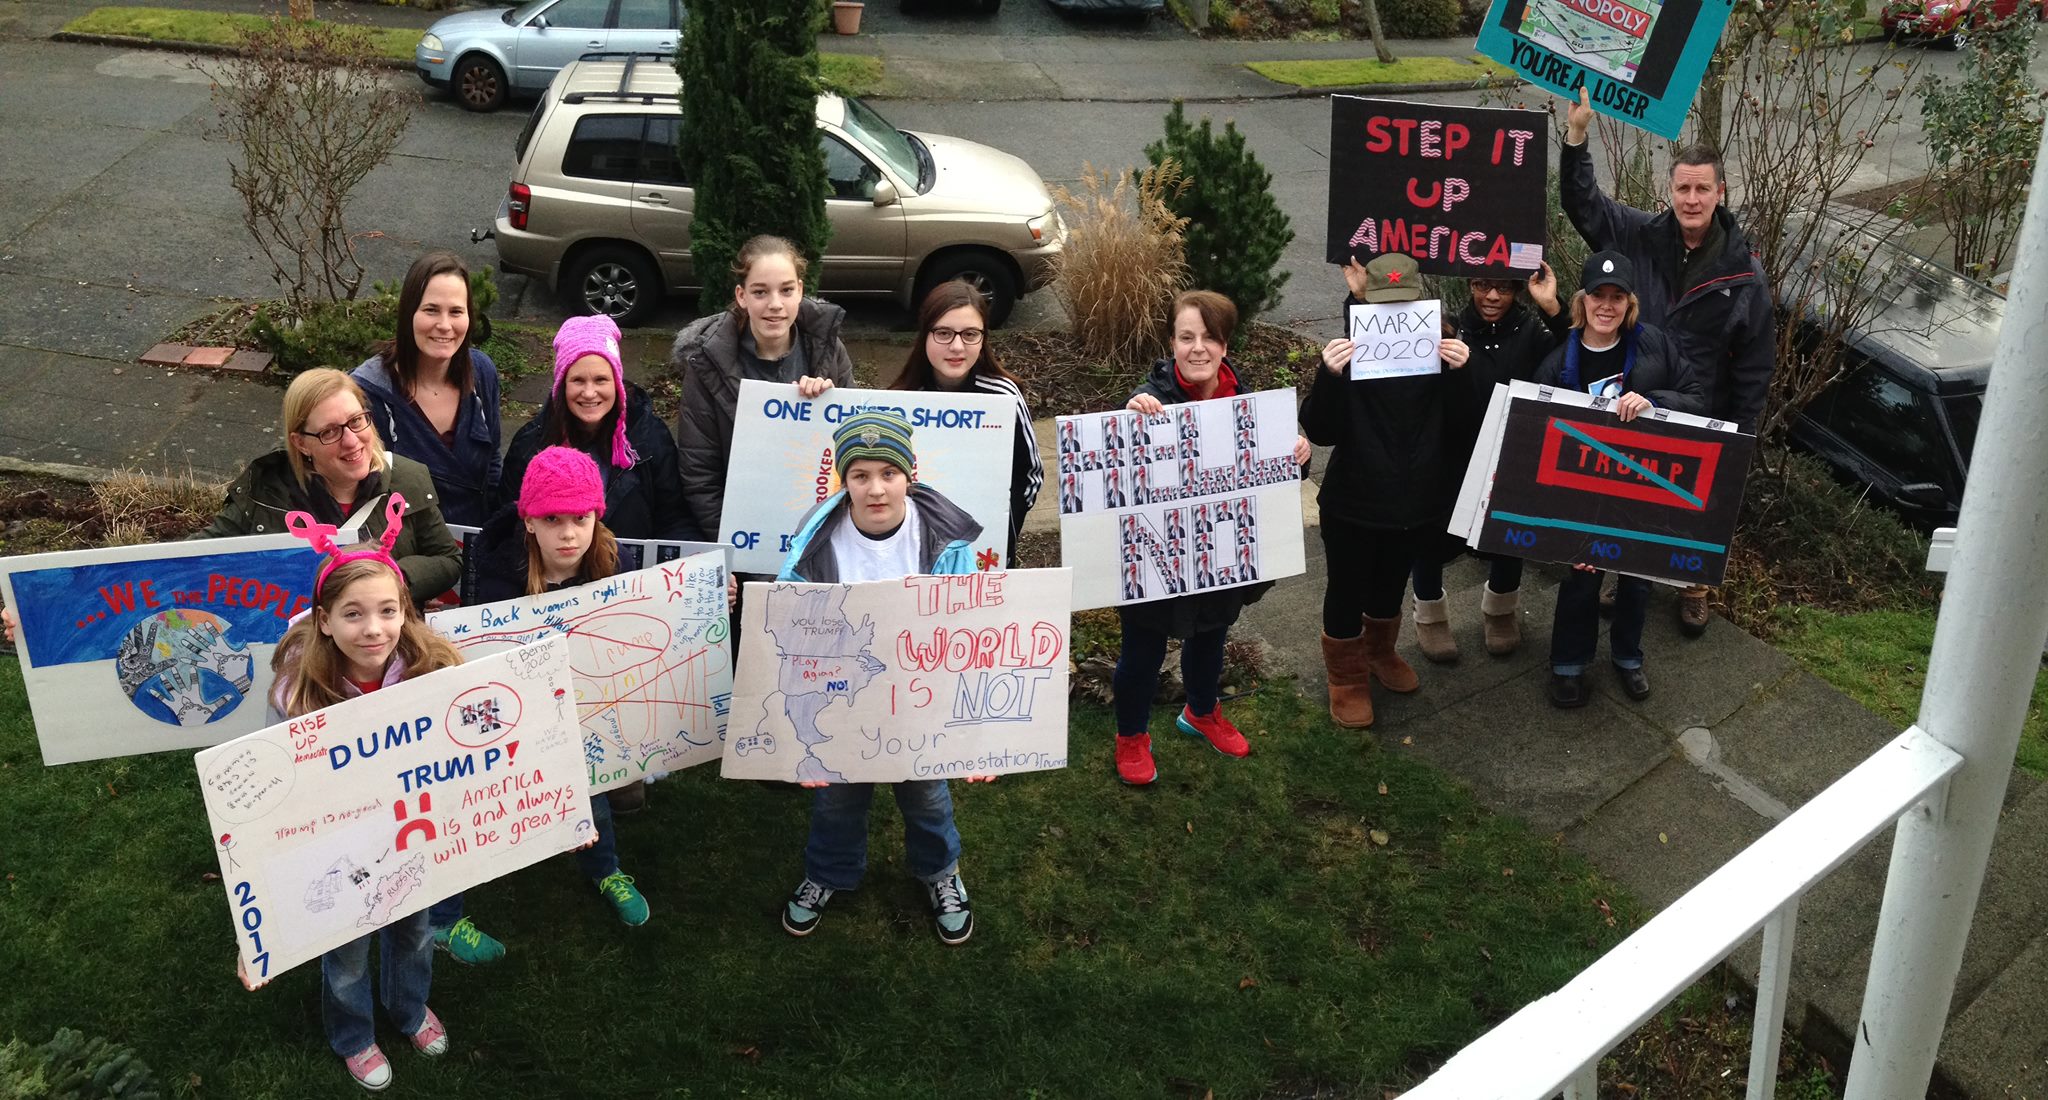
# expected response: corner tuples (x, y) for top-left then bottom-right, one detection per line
(493, 55), (1065, 326)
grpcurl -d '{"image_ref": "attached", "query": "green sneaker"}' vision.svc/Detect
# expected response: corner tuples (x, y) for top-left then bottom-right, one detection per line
(432, 917), (505, 965)
(596, 871), (649, 927)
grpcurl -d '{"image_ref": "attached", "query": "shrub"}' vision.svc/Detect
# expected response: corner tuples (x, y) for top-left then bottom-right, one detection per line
(249, 267), (498, 375)
(1917, 11), (2042, 279)
(1356, 0), (1462, 37)
(1144, 102), (1295, 338)
(1048, 160), (1192, 366)
(0, 1028), (162, 1099)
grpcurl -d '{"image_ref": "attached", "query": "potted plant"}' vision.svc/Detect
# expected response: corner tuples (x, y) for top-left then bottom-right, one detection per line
(832, 0), (863, 34)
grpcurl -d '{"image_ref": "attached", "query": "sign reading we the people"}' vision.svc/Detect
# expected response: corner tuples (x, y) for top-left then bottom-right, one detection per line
(1053, 389), (1305, 610)
(428, 553), (733, 793)
(1, 534), (323, 765)
(1325, 96), (1549, 277)
(195, 641), (591, 987)
(718, 381), (1017, 575)
(721, 571), (1072, 784)
(1474, 0), (1735, 139)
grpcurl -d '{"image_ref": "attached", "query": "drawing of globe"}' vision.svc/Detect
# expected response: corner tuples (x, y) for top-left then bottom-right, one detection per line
(114, 609), (257, 727)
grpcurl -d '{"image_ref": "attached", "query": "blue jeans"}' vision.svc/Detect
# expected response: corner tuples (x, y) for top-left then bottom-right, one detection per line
(1551, 569), (1650, 675)
(1411, 552), (1524, 602)
(572, 793), (617, 882)
(426, 893), (464, 930)
(804, 780), (961, 892)
(1113, 623), (1227, 735)
(321, 909), (433, 1058)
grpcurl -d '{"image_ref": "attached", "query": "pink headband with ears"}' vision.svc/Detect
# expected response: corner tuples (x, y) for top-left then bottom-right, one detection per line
(286, 494), (408, 600)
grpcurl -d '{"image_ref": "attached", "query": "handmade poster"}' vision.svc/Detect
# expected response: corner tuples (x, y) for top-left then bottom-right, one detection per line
(427, 553), (732, 791)
(196, 641), (590, 988)
(1474, 0), (1734, 139)
(722, 570), (1072, 784)
(718, 381), (1016, 575)
(1325, 97), (1549, 275)
(448, 523), (727, 606)
(1348, 300), (1445, 379)
(1453, 380), (1752, 585)
(0, 535), (324, 765)
(1054, 389), (1305, 610)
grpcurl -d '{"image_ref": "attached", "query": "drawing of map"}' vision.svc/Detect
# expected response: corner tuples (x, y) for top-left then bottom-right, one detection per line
(758, 586), (886, 784)
(1520, 0), (1661, 81)
(358, 855), (426, 928)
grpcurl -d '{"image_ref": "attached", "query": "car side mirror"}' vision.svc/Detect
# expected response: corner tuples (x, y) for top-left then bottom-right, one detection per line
(531, 13), (548, 28)
(872, 178), (898, 207)
(1898, 482), (1947, 509)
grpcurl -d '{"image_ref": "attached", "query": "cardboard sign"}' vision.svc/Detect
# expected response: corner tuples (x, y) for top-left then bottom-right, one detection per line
(1475, 0), (1735, 139)
(196, 641), (591, 987)
(1453, 381), (1752, 584)
(1349, 300), (1445, 379)
(718, 382), (1017, 575)
(448, 523), (727, 606)
(721, 571), (1072, 784)
(1326, 97), (1549, 276)
(427, 554), (732, 792)
(1, 535), (325, 765)
(1054, 390), (1305, 610)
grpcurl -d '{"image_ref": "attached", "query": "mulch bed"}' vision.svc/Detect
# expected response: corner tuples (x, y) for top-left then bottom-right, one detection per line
(1008, 321), (1320, 420)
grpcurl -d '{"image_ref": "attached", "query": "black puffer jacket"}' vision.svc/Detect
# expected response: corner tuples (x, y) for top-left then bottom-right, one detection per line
(1298, 296), (1461, 532)
(498, 380), (699, 541)
(668, 299), (857, 536)
(1448, 300), (1567, 463)
(1532, 321), (1706, 415)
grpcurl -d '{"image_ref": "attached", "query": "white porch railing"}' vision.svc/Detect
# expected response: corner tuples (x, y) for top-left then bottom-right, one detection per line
(1400, 726), (1962, 1100)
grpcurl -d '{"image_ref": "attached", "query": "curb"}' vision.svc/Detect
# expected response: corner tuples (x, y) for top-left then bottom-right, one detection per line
(0, 455), (229, 490)
(50, 30), (413, 69)
(1260, 74), (1524, 98)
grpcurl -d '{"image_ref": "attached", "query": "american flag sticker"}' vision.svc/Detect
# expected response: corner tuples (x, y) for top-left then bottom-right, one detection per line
(1508, 242), (1544, 270)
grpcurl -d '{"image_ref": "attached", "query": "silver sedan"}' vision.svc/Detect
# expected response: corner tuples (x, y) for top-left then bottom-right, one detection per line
(415, 0), (683, 112)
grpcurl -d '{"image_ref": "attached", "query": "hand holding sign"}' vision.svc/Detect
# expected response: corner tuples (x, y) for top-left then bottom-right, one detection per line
(1347, 300), (1443, 380)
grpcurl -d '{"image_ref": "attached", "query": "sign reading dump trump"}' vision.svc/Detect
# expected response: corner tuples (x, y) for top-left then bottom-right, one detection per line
(722, 571), (1071, 784)
(719, 381), (1017, 575)
(428, 553), (732, 793)
(1474, 0), (1735, 139)
(1325, 97), (1549, 276)
(1054, 390), (1305, 610)
(1, 534), (322, 765)
(196, 641), (591, 988)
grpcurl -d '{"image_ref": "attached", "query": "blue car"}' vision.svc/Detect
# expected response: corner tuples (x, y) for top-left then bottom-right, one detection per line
(416, 0), (683, 112)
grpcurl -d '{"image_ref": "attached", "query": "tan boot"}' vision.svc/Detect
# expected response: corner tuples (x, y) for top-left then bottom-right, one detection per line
(1412, 597), (1459, 664)
(1321, 632), (1375, 728)
(1480, 585), (1521, 656)
(1360, 616), (1420, 693)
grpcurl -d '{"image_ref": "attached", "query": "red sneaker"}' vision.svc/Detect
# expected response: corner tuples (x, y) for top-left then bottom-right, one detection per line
(1114, 733), (1157, 785)
(1177, 704), (1250, 757)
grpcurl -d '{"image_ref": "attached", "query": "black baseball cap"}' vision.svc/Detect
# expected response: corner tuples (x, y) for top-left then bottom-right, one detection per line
(1580, 251), (1635, 295)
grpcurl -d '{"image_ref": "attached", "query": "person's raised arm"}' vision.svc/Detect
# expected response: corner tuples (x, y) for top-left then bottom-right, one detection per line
(1559, 88), (1652, 252)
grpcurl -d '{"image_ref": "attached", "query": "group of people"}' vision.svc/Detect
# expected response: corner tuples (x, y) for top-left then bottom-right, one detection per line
(0, 96), (1774, 1091)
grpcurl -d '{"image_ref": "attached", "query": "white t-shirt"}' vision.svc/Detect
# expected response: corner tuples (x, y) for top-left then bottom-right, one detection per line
(828, 498), (923, 583)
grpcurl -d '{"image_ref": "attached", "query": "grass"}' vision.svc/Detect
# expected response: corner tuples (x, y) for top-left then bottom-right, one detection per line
(1246, 54), (1516, 88)
(1773, 606), (2048, 777)
(0, 666), (1650, 1097)
(63, 7), (420, 61)
(820, 53), (885, 99)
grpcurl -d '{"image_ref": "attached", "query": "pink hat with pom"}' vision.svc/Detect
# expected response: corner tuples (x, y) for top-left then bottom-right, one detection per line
(519, 446), (606, 519)
(552, 313), (638, 469)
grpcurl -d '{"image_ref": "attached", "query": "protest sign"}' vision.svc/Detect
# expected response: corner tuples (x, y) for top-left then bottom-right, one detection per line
(722, 570), (1071, 784)
(447, 523), (727, 606)
(1474, 0), (1734, 139)
(196, 641), (590, 987)
(1348, 300), (1444, 379)
(718, 382), (1016, 575)
(428, 554), (732, 791)
(1054, 390), (1305, 610)
(1452, 380), (1752, 585)
(1, 535), (323, 765)
(1325, 97), (1549, 276)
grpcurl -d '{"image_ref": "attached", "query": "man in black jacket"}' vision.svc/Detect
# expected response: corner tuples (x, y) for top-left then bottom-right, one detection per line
(1561, 88), (1777, 638)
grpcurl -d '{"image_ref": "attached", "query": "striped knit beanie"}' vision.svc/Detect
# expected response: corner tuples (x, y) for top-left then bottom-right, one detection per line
(832, 408), (915, 480)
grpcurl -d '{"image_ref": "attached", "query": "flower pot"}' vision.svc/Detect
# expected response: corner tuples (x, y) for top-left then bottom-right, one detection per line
(832, 0), (863, 35)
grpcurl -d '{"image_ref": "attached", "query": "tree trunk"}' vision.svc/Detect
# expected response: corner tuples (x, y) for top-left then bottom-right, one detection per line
(1360, 0), (1396, 63)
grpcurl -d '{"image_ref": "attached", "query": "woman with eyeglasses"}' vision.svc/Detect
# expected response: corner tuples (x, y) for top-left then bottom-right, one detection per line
(887, 280), (1043, 561)
(193, 368), (463, 607)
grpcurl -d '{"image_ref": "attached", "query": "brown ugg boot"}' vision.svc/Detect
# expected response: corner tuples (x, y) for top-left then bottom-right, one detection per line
(1321, 632), (1375, 728)
(1360, 616), (1420, 693)
(1480, 585), (1521, 656)
(1412, 597), (1459, 664)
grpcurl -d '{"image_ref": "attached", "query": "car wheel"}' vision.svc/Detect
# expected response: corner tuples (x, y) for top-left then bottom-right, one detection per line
(564, 246), (662, 327)
(453, 54), (508, 112)
(916, 250), (1020, 327)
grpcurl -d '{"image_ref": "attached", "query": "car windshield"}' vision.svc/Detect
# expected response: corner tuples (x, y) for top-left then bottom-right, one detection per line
(1945, 392), (1982, 468)
(506, 0), (550, 22)
(840, 97), (927, 192)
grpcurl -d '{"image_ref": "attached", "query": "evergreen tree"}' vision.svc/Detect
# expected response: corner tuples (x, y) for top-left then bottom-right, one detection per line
(676, 0), (831, 313)
(1144, 102), (1295, 340)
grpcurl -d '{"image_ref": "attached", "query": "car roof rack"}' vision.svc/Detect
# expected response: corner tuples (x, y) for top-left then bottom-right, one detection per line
(563, 52), (680, 104)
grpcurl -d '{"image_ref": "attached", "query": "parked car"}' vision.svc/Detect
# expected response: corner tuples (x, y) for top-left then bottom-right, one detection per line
(415, 0), (682, 111)
(1880, 0), (2041, 46)
(491, 57), (1064, 327)
(1781, 208), (2000, 530)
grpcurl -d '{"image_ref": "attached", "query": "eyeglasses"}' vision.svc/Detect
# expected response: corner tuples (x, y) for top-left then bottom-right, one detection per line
(298, 412), (371, 446)
(1471, 283), (1517, 296)
(929, 327), (985, 347)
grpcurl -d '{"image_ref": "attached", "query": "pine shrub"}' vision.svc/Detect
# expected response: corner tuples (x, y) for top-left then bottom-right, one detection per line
(0, 1028), (162, 1099)
(1144, 102), (1294, 339)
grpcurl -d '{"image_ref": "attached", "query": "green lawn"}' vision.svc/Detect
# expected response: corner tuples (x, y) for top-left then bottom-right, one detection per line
(1246, 54), (1517, 89)
(0, 662), (1640, 1097)
(1773, 606), (2048, 777)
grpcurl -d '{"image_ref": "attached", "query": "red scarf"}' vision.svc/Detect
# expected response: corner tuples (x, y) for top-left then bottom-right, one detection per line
(1175, 358), (1240, 401)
